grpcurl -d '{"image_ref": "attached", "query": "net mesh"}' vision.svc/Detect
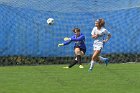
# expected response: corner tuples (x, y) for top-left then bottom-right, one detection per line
(0, 0), (140, 65)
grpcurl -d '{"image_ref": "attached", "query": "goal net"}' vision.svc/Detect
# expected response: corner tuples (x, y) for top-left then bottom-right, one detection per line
(0, 0), (140, 65)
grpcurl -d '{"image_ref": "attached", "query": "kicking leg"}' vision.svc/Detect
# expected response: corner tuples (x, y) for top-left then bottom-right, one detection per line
(99, 56), (109, 66)
(68, 57), (78, 68)
(75, 48), (84, 68)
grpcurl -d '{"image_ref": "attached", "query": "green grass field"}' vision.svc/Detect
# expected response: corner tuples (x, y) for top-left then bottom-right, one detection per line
(0, 63), (139, 93)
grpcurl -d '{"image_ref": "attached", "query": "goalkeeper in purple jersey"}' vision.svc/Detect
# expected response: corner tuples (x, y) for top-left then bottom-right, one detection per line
(58, 28), (86, 68)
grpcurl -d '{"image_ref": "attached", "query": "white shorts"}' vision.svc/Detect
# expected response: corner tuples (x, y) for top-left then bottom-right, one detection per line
(93, 44), (103, 50)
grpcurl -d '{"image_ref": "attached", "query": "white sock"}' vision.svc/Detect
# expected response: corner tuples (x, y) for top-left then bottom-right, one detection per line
(89, 61), (95, 70)
(75, 57), (77, 61)
(99, 56), (106, 62)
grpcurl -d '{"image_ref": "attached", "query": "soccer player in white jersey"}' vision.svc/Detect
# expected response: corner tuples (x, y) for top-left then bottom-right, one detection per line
(89, 18), (111, 71)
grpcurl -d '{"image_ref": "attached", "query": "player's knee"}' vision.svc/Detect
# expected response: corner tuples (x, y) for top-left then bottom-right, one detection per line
(75, 51), (81, 55)
(92, 55), (98, 61)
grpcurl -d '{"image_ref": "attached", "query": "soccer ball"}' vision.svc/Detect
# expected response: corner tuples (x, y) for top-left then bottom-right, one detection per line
(47, 18), (54, 25)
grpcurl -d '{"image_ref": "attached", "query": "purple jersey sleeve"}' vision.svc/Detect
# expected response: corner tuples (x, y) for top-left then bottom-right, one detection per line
(71, 35), (85, 41)
(63, 35), (74, 45)
(62, 34), (86, 50)
(63, 40), (72, 45)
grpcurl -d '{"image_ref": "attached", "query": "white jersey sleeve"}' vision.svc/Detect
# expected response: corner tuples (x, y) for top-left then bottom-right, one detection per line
(91, 27), (96, 35)
(104, 29), (110, 35)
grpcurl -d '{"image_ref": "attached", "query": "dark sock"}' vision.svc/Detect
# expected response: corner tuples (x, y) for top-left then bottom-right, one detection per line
(68, 60), (78, 68)
(77, 55), (81, 65)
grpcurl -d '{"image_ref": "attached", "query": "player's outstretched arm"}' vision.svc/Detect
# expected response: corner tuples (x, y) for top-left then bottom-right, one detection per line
(71, 35), (85, 41)
(58, 40), (72, 47)
(63, 35), (85, 41)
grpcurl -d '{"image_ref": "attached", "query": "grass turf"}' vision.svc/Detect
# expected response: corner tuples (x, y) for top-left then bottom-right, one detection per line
(0, 63), (139, 93)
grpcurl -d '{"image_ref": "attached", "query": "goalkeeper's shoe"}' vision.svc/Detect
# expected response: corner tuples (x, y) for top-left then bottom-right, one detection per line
(63, 66), (69, 69)
(79, 65), (84, 68)
(104, 58), (109, 66)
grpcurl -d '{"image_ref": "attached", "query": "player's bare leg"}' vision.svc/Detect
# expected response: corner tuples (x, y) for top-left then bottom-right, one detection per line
(89, 50), (100, 71)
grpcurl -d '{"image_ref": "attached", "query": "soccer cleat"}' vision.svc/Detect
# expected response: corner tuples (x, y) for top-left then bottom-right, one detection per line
(88, 69), (93, 72)
(79, 65), (84, 68)
(63, 66), (69, 68)
(104, 58), (109, 66)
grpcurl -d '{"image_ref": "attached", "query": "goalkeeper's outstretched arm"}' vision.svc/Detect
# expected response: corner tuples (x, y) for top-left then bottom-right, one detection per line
(71, 35), (85, 41)
(65, 35), (85, 41)
(58, 40), (72, 47)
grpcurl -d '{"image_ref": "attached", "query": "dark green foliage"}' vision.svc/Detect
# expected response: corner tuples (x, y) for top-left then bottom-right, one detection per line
(0, 54), (139, 66)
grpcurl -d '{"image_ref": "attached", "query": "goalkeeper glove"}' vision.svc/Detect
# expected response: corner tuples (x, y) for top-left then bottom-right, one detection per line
(64, 37), (71, 41)
(58, 43), (64, 47)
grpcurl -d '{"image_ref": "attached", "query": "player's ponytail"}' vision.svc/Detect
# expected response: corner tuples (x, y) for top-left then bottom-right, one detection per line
(99, 18), (105, 27)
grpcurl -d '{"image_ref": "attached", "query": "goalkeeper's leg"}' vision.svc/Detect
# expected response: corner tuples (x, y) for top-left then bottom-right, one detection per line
(74, 47), (85, 68)
(68, 55), (83, 68)
(68, 48), (83, 68)
(77, 55), (81, 65)
(68, 58), (78, 68)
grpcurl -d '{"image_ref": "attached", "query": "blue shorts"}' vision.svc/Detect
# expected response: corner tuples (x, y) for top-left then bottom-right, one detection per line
(74, 46), (86, 54)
